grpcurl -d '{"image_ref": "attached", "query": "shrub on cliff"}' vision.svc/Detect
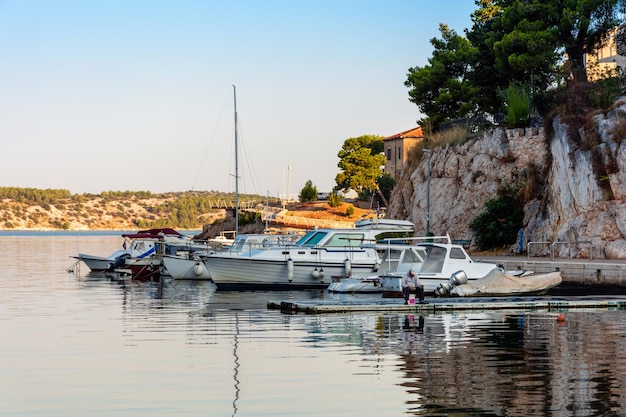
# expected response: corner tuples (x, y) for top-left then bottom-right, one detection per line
(469, 185), (523, 251)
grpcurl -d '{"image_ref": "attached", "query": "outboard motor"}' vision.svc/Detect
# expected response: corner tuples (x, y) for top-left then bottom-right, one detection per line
(434, 270), (468, 296)
(112, 253), (130, 269)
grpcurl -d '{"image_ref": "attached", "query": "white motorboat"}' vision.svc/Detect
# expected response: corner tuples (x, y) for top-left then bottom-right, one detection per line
(376, 235), (503, 296)
(73, 228), (186, 272)
(118, 228), (210, 280)
(73, 250), (130, 272)
(161, 253), (212, 280)
(162, 233), (301, 280)
(207, 230), (236, 248)
(203, 221), (414, 290)
(74, 228), (208, 280)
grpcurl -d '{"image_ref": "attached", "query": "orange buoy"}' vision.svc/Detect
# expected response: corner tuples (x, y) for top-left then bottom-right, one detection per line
(556, 314), (566, 323)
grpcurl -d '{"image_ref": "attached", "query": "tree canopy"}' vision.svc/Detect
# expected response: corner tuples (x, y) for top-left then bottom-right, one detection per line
(405, 24), (479, 129)
(335, 135), (386, 194)
(407, 0), (626, 130)
(298, 180), (318, 203)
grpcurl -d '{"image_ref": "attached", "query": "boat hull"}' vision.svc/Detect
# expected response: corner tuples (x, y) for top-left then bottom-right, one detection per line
(204, 248), (380, 290)
(162, 255), (212, 280)
(74, 250), (129, 272)
(123, 257), (163, 281)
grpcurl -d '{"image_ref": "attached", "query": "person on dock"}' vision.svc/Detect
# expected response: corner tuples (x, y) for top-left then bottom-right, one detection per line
(402, 268), (427, 304)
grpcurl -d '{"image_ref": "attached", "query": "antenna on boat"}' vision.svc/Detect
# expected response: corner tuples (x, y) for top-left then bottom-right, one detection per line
(233, 85), (239, 236)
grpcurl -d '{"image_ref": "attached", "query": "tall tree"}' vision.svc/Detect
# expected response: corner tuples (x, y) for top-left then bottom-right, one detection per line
(405, 24), (479, 130)
(335, 135), (386, 196)
(553, 0), (626, 82)
(472, 0), (626, 84)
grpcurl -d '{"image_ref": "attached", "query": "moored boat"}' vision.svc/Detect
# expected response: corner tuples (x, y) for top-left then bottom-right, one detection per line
(204, 221), (414, 290)
(449, 269), (562, 296)
(376, 235), (502, 297)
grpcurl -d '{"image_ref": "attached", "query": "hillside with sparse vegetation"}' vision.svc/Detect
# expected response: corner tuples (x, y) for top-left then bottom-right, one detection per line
(0, 187), (268, 230)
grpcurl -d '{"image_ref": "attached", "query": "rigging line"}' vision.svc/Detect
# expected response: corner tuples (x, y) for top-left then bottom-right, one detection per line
(233, 116), (261, 196)
(191, 88), (232, 191)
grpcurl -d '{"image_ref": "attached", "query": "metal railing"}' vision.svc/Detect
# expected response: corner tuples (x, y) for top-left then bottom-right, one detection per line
(527, 240), (593, 260)
(527, 241), (551, 259)
(551, 240), (593, 260)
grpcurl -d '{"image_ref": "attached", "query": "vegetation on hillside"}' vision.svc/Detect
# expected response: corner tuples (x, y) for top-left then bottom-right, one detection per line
(469, 184), (524, 251)
(0, 187), (271, 230)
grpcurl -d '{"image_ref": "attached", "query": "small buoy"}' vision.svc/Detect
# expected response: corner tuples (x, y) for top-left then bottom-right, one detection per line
(557, 314), (566, 323)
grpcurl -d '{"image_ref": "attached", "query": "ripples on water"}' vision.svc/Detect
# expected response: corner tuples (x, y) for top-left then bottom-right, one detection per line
(2, 235), (626, 416)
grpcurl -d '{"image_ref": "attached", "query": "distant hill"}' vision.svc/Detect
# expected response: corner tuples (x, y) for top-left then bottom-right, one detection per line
(0, 187), (375, 232)
(0, 187), (266, 230)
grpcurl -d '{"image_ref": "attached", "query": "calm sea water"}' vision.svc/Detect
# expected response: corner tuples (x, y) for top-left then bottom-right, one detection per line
(2, 234), (626, 417)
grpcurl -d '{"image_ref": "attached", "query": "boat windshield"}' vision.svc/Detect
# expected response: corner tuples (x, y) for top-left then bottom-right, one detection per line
(402, 247), (427, 264)
(324, 233), (365, 247)
(229, 236), (249, 252)
(296, 231), (327, 246)
(420, 245), (447, 274)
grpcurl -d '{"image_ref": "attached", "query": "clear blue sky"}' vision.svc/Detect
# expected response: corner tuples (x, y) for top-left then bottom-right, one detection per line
(0, 1), (476, 197)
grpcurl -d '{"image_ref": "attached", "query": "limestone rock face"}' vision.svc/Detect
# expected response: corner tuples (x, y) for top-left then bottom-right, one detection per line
(388, 101), (626, 259)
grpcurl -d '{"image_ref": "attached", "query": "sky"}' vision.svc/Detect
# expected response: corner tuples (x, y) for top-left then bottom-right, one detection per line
(0, 1), (476, 198)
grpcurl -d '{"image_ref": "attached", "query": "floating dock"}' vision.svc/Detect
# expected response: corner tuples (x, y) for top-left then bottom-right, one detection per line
(268, 296), (626, 314)
(267, 256), (626, 314)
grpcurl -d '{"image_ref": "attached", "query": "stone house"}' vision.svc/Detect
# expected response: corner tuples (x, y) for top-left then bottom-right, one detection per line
(383, 126), (424, 180)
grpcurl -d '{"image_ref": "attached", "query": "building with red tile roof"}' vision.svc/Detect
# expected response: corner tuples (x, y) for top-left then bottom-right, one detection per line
(383, 126), (424, 180)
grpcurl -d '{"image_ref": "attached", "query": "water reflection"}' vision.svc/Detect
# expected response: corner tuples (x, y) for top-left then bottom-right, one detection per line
(3, 235), (626, 416)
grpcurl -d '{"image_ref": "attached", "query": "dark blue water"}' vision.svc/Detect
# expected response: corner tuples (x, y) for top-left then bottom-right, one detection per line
(2, 234), (626, 416)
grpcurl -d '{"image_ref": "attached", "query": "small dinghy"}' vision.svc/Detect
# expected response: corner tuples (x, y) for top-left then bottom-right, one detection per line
(449, 268), (562, 297)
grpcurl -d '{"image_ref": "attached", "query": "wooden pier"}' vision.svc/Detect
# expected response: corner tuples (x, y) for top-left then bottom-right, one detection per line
(268, 296), (626, 314)
(266, 255), (626, 315)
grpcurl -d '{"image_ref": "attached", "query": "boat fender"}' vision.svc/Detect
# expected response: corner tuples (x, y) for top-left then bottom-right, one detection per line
(194, 262), (203, 276)
(344, 259), (352, 276)
(373, 260), (380, 272)
(312, 268), (320, 279)
(287, 258), (294, 282)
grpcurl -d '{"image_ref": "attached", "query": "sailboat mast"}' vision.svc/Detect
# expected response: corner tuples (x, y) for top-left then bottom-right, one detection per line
(233, 85), (239, 236)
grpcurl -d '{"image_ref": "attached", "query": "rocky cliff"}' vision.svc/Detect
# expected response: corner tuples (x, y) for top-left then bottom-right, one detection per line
(387, 100), (626, 259)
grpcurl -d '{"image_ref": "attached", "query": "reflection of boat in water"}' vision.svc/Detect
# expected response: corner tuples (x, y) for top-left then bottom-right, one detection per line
(327, 276), (382, 293)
